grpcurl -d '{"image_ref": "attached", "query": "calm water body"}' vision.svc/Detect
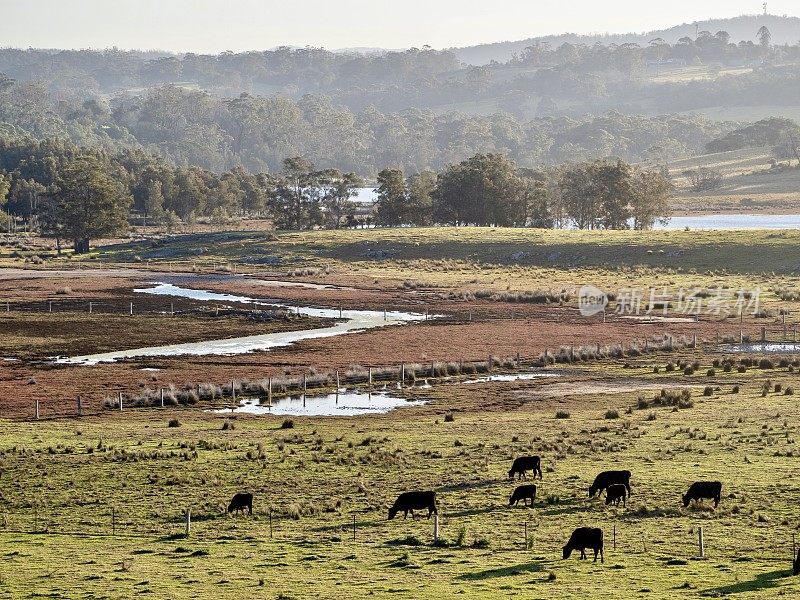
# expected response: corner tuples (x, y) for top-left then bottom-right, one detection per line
(210, 391), (427, 417)
(61, 283), (426, 365)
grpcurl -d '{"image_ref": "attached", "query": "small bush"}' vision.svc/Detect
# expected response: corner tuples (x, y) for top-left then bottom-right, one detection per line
(759, 358), (774, 370)
(443, 412), (455, 423)
(774, 383), (782, 393)
(653, 366), (660, 374)
(666, 362), (675, 372)
(471, 538), (490, 549)
(786, 387), (794, 396)
(703, 386), (713, 397)
(737, 366), (747, 373)
(281, 419), (295, 429)
(605, 409), (620, 420)
(683, 367), (694, 376)
(706, 369), (715, 377)
(732, 385), (740, 394)
(555, 410), (570, 419)
(222, 420), (235, 431)
(168, 418), (181, 428)
(646, 412), (657, 421)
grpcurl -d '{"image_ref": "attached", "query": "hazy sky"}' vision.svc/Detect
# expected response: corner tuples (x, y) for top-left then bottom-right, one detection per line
(1, 0), (797, 52)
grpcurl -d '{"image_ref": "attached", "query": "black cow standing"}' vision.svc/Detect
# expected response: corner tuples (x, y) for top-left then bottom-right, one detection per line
(563, 527), (604, 563)
(228, 492), (253, 515)
(509, 484), (537, 507)
(682, 481), (722, 508)
(508, 456), (542, 481)
(388, 491), (437, 520)
(605, 484), (627, 507)
(589, 470), (631, 498)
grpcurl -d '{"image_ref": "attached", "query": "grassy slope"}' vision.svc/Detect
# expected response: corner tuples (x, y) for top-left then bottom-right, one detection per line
(94, 227), (800, 277)
(1, 363), (800, 598)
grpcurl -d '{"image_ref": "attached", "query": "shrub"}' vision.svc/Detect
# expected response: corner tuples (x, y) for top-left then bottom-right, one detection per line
(281, 419), (295, 429)
(723, 363), (732, 373)
(443, 412), (455, 423)
(706, 369), (715, 377)
(703, 386), (713, 397)
(653, 366), (660, 374)
(471, 538), (490, 549)
(168, 418), (181, 428)
(759, 358), (774, 370)
(646, 412), (657, 421)
(555, 410), (570, 419)
(666, 362), (675, 372)
(786, 387), (794, 396)
(737, 366), (747, 373)
(222, 420), (235, 431)
(683, 367), (694, 376)
(732, 385), (740, 394)
(605, 409), (620, 420)
(775, 383), (782, 393)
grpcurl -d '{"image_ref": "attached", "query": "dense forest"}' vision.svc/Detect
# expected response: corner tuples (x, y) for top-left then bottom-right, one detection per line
(0, 72), (732, 175)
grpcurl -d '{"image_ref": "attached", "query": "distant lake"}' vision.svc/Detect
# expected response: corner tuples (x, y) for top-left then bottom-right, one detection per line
(353, 189), (800, 230)
(655, 214), (800, 230)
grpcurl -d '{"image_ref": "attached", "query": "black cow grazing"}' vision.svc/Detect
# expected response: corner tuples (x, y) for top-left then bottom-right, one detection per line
(508, 456), (542, 481)
(509, 484), (537, 507)
(228, 492), (253, 515)
(563, 527), (604, 563)
(682, 481), (722, 508)
(605, 484), (627, 507)
(589, 470), (631, 498)
(388, 491), (437, 520)
(793, 549), (800, 576)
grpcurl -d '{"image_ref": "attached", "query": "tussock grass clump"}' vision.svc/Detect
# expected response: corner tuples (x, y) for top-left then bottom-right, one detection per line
(280, 419), (295, 429)
(555, 410), (570, 419)
(168, 418), (181, 428)
(605, 409), (620, 420)
(443, 412), (455, 423)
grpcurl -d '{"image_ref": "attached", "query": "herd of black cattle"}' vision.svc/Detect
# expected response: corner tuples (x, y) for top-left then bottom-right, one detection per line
(227, 455), (730, 566)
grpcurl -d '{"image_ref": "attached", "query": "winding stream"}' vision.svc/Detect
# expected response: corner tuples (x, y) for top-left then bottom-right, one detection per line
(61, 283), (427, 365)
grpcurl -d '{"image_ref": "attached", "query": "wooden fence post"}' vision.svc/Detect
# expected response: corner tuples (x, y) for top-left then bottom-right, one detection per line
(368, 368), (372, 391)
(160, 388), (165, 408)
(267, 378), (272, 406)
(231, 380), (236, 402)
(761, 327), (766, 342)
(185, 508), (191, 538)
(88, 302), (92, 314)
(698, 526), (704, 558)
(613, 524), (616, 550)
(400, 364), (405, 388)
(433, 513), (439, 543)
(129, 302), (133, 316)
(118, 391), (123, 411)
(335, 371), (340, 391)
(35, 399), (39, 420)
(48, 300), (52, 313)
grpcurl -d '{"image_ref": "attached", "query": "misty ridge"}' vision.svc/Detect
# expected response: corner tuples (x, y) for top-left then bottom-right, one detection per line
(0, 13), (799, 178)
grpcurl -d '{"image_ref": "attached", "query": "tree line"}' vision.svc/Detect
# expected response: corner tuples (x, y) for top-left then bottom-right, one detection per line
(0, 133), (671, 251)
(373, 154), (671, 230)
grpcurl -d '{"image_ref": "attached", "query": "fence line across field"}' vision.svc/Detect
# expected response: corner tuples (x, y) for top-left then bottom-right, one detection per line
(1, 506), (797, 570)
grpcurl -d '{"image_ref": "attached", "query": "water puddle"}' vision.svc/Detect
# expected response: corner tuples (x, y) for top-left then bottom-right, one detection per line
(460, 372), (561, 384)
(61, 283), (428, 365)
(725, 342), (800, 354)
(209, 391), (427, 416)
